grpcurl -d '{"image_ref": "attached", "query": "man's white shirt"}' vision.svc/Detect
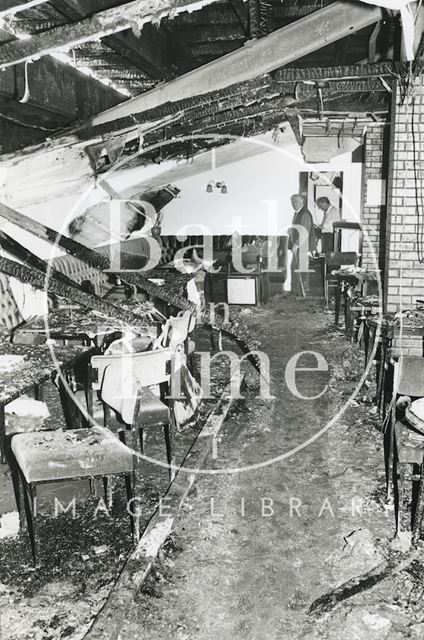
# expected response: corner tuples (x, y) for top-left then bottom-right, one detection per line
(321, 205), (340, 233)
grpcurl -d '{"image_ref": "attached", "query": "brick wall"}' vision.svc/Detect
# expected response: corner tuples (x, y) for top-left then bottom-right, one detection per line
(384, 74), (424, 355)
(385, 74), (424, 312)
(361, 123), (388, 271)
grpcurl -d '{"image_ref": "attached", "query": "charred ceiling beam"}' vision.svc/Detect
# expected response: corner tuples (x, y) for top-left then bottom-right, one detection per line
(74, 61), (394, 140)
(273, 0), (335, 19)
(228, 0), (249, 37)
(0, 54), (124, 127)
(0, 0), (50, 19)
(272, 61), (394, 82)
(52, 0), (197, 79)
(248, 0), (273, 38)
(169, 4), (240, 25)
(178, 24), (245, 41)
(142, 88), (388, 144)
(0, 0), (220, 69)
(186, 40), (242, 56)
(77, 1), (383, 129)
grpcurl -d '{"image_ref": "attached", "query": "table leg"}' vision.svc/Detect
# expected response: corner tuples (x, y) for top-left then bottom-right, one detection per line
(344, 288), (352, 338)
(363, 320), (370, 368)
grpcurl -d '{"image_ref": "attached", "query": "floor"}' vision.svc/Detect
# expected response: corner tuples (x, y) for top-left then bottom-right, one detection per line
(108, 297), (416, 640)
(1, 296), (424, 639)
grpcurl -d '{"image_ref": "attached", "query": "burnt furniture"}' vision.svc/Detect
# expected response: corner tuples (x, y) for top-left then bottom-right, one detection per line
(0, 336), (92, 464)
(391, 357), (424, 541)
(323, 252), (358, 313)
(176, 235), (288, 304)
(89, 348), (176, 481)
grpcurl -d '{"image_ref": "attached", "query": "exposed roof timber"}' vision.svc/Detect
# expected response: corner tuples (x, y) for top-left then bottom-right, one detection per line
(186, 40), (242, 56)
(73, 61), (394, 140)
(273, 0), (334, 18)
(179, 24), (245, 41)
(0, 0), (220, 69)
(0, 51), (124, 130)
(0, 0), (50, 19)
(51, 0), (197, 78)
(248, 0), (273, 38)
(141, 91), (388, 147)
(80, 1), (383, 128)
(228, 0), (249, 37)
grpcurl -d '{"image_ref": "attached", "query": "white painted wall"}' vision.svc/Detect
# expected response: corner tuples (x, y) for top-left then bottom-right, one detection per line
(161, 142), (362, 237)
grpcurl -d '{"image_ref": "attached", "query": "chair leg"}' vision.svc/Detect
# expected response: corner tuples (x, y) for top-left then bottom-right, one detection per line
(30, 484), (39, 562)
(34, 383), (44, 402)
(335, 284), (341, 325)
(397, 463), (413, 533)
(138, 427), (145, 455)
(210, 328), (222, 354)
(21, 477), (38, 564)
(163, 421), (174, 482)
(9, 455), (23, 523)
(0, 406), (6, 465)
(364, 321), (370, 368)
(413, 463), (424, 545)
(103, 477), (109, 506)
(131, 430), (141, 542)
(124, 473), (135, 539)
(101, 476), (114, 508)
(58, 377), (75, 431)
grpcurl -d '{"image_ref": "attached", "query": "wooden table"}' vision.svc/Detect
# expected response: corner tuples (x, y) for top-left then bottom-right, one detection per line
(330, 269), (379, 331)
(350, 294), (381, 347)
(0, 334), (93, 462)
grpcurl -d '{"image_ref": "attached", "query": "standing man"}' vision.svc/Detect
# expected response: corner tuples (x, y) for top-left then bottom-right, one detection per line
(315, 196), (341, 253)
(288, 194), (315, 296)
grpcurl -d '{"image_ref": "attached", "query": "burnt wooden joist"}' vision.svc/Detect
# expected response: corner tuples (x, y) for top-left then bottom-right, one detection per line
(0, 0), (50, 19)
(0, 202), (260, 358)
(48, 0), (198, 80)
(82, 1), (382, 129)
(0, 229), (84, 290)
(0, 0), (220, 69)
(0, 255), (154, 328)
(0, 52), (125, 138)
(73, 62), (394, 140)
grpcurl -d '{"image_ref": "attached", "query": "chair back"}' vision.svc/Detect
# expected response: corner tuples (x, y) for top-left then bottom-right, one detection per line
(91, 347), (172, 392)
(325, 251), (358, 270)
(393, 355), (424, 398)
(154, 311), (195, 350)
(100, 348), (172, 424)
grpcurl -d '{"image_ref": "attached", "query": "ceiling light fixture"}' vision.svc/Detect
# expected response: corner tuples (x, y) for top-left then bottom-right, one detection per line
(206, 180), (228, 194)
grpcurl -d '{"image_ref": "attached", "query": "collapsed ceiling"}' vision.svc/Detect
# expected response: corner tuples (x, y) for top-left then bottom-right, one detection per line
(0, 0), (400, 158)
